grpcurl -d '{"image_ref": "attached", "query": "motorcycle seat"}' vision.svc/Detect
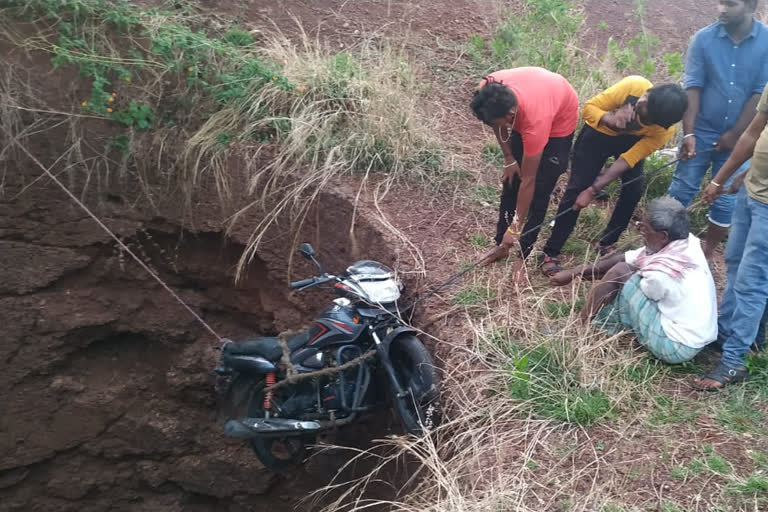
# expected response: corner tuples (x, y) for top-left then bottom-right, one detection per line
(223, 332), (310, 362)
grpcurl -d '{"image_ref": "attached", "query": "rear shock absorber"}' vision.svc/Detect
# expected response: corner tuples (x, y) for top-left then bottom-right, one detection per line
(263, 372), (276, 411)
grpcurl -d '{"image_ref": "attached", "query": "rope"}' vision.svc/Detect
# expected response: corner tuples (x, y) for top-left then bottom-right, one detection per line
(265, 349), (376, 393)
(407, 156), (690, 308)
(2, 126), (225, 343)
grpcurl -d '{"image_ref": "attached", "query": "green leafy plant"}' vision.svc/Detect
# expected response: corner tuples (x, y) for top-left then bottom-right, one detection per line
(223, 28), (254, 47)
(113, 101), (154, 130)
(664, 52), (684, 79)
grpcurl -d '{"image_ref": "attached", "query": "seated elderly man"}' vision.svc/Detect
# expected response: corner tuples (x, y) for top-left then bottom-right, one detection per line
(550, 197), (717, 364)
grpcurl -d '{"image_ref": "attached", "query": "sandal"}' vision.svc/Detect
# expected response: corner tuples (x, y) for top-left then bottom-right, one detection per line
(694, 362), (748, 391)
(540, 255), (564, 277)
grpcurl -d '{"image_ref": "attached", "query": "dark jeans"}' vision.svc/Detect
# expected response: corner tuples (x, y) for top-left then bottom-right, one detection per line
(495, 131), (574, 258)
(543, 125), (644, 258)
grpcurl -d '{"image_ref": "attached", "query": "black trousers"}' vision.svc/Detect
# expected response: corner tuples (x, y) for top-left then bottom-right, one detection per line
(543, 125), (644, 258)
(495, 131), (574, 258)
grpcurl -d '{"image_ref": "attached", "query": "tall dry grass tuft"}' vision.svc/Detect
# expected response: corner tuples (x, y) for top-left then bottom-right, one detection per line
(183, 25), (449, 276)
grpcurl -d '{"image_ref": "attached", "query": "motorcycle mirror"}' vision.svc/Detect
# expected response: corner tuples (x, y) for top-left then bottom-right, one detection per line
(299, 243), (315, 259)
(299, 243), (323, 272)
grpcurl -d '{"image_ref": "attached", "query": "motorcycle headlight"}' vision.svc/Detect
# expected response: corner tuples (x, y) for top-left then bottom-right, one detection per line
(357, 278), (401, 304)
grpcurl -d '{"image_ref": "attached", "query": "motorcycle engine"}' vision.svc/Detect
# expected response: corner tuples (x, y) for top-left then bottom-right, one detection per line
(277, 348), (366, 417)
(319, 378), (356, 411)
(278, 381), (317, 417)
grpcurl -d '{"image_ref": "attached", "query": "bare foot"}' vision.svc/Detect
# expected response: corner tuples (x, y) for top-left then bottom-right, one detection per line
(512, 259), (528, 286)
(550, 270), (575, 287)
(692, 377), (723, 390)
(479, 245), (510, 266)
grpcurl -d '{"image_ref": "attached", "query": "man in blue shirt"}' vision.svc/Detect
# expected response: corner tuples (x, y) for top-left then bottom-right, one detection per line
(668, 0), (768, 259)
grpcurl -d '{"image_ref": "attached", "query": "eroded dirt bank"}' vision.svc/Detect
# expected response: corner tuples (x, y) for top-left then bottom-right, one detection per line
(0, 146), (406, 510)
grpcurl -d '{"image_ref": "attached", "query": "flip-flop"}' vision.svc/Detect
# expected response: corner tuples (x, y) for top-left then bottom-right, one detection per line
(693, 362), (748, 391)
(540, 255), (563, 277)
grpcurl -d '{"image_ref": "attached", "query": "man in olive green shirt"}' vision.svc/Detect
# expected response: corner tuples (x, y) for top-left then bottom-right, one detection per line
(695, 83), (768, 389)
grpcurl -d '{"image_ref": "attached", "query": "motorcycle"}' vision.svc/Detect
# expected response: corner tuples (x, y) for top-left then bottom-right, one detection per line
(215, 243), (441, 470)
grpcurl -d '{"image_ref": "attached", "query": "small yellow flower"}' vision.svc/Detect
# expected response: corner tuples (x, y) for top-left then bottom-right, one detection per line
(107, 97), (114, 103)
(188, 66), (194, 72)
(124, 77), (131, 83)
(81, 101), (88, 107)
(107, 107), (113, 113)
(111, 92), (117, 97)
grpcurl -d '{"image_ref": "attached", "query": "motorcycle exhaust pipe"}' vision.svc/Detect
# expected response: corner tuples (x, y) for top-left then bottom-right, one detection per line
(224, 417), (321, 439)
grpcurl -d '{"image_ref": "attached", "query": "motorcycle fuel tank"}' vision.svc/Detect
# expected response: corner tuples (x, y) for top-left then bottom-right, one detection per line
(306, 302), (365, 348)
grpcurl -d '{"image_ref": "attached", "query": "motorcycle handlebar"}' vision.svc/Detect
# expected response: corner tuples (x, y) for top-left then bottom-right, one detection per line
(290, 278), (316, 289)
(290, 275), (336, 290)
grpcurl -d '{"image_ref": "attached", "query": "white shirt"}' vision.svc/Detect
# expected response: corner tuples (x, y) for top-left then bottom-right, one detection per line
(624, 234), (717, 348)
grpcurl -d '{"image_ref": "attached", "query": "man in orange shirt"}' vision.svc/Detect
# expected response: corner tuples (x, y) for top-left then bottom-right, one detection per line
(471, 67), (579, 264)
(540, 76), (688, 276)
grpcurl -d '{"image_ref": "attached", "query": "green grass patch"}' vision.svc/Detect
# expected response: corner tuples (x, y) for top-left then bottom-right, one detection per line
(468, 233), (491, 249)
(688, 458), (706, 474)
(746, 351), (768, 397)
(473, 185), (499, 204)
(561, 238), (589, 257)
(661, 502), (684, 512)
(642, 152), (676, 202)
(729, 473), (768, 496)
(545, 298), (584, 319)
(647, 395), (699, 425)
(750, 450), (768, 469)
(600, 503), (628, 512)
(624, 357), (664, 385)
(504, 341), (614, 427)
(706, 454), (730, 475)
(715, 389), (767, 435)
(482, 142), (504, 168)
(670, 466), (688, 480)
(465, 0), (586, 82)
(455, 285), (495, 306)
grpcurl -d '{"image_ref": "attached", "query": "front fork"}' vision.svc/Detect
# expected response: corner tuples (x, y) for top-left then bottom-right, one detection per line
(371, 329), (407, 398)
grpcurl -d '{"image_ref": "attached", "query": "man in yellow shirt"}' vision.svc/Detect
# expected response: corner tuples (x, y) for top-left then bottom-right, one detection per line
(540, 76), (688, 276)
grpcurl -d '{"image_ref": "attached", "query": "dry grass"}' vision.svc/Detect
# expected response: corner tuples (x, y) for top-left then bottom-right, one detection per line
(204, 25), (447, 276)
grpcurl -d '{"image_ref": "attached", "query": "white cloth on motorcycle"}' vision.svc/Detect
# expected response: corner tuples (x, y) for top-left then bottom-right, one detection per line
(223, 332), (310, 361)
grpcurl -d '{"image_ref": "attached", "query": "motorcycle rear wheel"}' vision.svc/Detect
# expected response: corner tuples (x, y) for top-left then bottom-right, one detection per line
(389, 335), (442, 435)
(246, 387), (315, 471)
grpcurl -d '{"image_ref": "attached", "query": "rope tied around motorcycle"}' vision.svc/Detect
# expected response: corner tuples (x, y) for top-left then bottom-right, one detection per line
(215, 243), (442, 470)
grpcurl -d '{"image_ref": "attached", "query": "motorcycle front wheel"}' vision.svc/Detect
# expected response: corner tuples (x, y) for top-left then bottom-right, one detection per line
(389, 335), (442, 435)
(246, 387), (314, 471)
